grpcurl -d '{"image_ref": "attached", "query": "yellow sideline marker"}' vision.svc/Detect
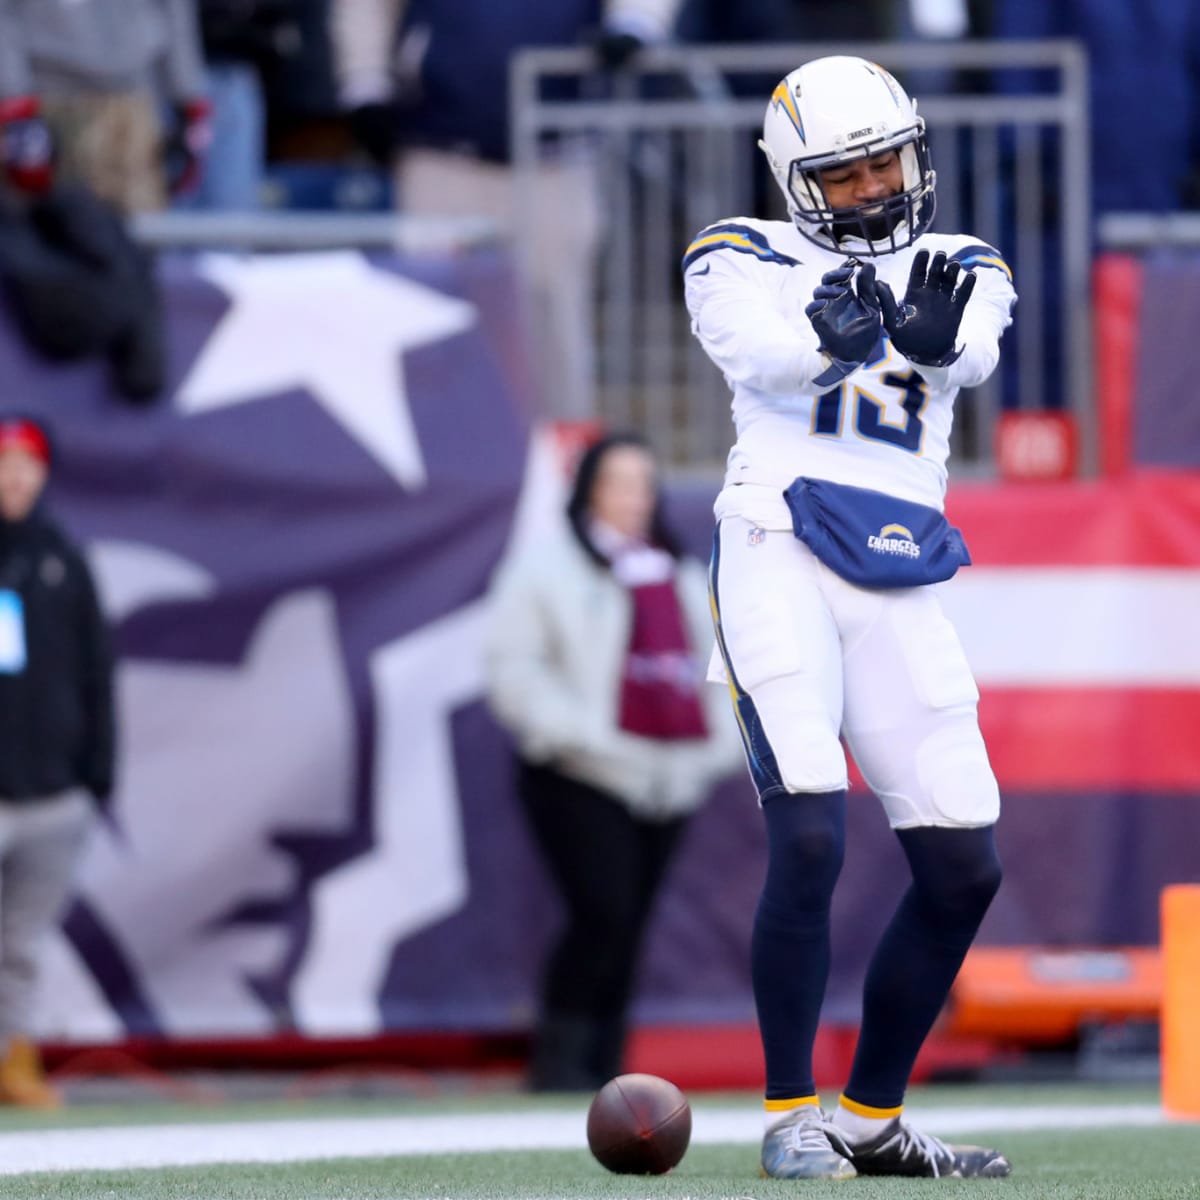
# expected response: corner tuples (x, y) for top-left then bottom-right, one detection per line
(1162, 885), (1200, 1118)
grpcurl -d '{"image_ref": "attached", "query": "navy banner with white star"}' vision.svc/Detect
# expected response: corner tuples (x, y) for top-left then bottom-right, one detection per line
(0, 248), (767, 1044)
(0, 247), (569, 1040)
(2, 250), (1198, 1050)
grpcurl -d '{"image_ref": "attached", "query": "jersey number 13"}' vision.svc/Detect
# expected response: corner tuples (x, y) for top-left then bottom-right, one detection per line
(813, 369), (928, 455)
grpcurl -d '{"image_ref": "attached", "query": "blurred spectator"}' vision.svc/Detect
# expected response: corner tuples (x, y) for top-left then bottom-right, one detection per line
(892, 0), (970, 99)
(0, 0), (209, 213)
(902, 0), (968, 38)
(680, 0), (889, 42)
(786, 0), (891, 39)
(179, 1), (303, 211)
(330, 0), (684, 420)
(265, 0), (339, 125)
(0, 415), (113, 1108)
(257, 0), (380, 211)
(992, 0), (1200, 215)
(0, 185), (166, 402)
(484, 431), (741, 1091)
(677, 0), (801, 42)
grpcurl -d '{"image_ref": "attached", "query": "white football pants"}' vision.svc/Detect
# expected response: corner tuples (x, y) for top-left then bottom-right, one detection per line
(709, 518), (1000, 829)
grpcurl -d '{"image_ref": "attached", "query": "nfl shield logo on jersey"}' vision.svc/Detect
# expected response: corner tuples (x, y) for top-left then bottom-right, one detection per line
(747, 526), (767, 547)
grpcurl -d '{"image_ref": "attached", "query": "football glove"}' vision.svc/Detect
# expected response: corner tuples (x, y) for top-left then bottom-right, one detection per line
(348, 101), (402, 166)
(875, 249), (976, 367)
(0, 96), (53, 194)
(164, 98), (213, 197)
(805, 259), (882, 379)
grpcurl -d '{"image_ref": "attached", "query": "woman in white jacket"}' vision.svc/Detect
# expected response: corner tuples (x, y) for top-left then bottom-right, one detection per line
(485, 431), (741, 1091)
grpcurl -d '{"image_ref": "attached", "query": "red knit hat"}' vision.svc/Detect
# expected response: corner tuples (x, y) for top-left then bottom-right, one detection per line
(0, 418), (51, 465)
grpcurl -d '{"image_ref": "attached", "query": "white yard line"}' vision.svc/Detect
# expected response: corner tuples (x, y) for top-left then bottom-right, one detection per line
(0, 1103), (1171, 1176)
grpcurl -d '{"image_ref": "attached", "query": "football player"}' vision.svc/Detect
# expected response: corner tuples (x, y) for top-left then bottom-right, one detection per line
(684, 56), (1015, 1179)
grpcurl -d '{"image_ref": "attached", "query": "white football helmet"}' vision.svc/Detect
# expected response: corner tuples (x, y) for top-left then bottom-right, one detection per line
(759, 56), (936, 255)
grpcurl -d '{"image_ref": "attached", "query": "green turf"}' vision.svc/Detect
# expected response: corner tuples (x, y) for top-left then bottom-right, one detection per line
(0, 1085), (1194, 1200)
(2, 1127), (1199, 1200)
(0, 1081), (1162, 1132)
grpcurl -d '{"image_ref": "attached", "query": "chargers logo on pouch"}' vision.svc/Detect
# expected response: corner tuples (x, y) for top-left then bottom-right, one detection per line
(868, 522), (921, 558)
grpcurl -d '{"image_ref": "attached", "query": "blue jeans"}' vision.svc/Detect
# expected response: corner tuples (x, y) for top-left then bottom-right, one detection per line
(176, 62), (264, 212)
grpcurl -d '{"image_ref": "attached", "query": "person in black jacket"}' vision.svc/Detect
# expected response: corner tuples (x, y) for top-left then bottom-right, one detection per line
(179, 1), (304, 211)
(0, 414), (113, 1108)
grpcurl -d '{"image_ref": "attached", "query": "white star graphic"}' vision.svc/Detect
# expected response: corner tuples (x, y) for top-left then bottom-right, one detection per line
(291, 600), (484, 1034)
(42, 584), (358, 1038)
(177, 251), (477, 489)
(289, 433), (569, 1034)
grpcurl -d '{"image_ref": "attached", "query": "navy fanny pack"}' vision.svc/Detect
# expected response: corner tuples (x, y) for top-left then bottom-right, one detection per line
(782, 477), (971, 589)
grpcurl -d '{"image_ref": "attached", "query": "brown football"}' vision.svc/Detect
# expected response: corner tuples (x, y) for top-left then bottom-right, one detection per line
(586, 1073), (692, 1175)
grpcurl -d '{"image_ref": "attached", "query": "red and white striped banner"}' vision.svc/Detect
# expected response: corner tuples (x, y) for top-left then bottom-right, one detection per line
(940, 473), (1200, 791)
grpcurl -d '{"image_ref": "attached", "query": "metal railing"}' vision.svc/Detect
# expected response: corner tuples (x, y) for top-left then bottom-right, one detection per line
(1098, 213), (1200, 251)
(131, 211), (502, 253)
(511, 40), (1093, 475)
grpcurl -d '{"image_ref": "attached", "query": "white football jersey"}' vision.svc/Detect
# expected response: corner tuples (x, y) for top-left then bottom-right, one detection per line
(683, 217), (1016, 527)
